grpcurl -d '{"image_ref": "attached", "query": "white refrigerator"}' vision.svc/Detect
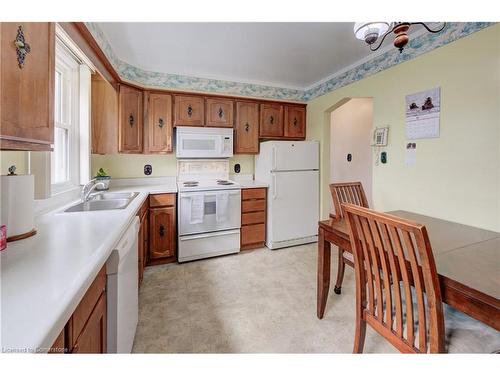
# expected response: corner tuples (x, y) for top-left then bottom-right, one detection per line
(255, 141), (319, 249)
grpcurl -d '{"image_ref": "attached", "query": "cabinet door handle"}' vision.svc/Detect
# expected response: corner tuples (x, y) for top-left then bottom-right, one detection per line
(218, 107), (224, 118)
(129, 114), (135, 127)
(14, 25), (31, 69)
(245, 123), (250, 132)
(158, 117), (164, 128)
(187, 105), (193, 118)
(269, 115), (274, 125)
(159, 225), (165, 237)
(293, 117), (298, 126)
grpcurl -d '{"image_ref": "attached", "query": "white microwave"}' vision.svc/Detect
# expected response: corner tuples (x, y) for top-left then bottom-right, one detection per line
(176, 127), (233, 158)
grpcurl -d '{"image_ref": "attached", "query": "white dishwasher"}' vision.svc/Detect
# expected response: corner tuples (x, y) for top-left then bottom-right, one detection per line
(106, 216), (139, 353)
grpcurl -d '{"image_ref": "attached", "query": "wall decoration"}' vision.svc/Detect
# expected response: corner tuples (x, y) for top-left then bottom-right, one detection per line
(85, 22), (493, 102)
(405, 87), (440, 139)
(405, 142), (417, 166)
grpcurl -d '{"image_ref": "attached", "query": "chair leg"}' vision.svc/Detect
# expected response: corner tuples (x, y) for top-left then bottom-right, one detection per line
(334, 248), (345, 294)
(353, 315), (367, 353)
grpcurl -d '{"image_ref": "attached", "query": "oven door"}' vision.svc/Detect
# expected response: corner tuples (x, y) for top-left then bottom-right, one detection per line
(178, 190), (241, 235)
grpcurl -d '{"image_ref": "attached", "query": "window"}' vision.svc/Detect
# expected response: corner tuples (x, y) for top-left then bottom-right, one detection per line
(51, 40), (80, 193)
(29, 25), (93, 201)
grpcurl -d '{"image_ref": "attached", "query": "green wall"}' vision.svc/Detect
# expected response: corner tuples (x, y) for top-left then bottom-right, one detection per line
(306, 24), (500, 231)
(91, 154), (255, 179)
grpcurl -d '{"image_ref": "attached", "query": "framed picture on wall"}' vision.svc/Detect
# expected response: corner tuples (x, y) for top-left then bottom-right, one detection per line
(405, 87), (441, 139)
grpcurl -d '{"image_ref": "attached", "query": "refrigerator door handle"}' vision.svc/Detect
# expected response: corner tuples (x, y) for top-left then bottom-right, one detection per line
(272, 146), (277, 171)
(272, 174), (277, 200)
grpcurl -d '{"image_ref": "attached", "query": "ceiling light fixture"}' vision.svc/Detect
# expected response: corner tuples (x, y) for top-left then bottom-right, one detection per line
(354, 22), (447, 53)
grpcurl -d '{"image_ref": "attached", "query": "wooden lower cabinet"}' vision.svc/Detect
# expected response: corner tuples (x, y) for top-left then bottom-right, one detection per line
(71, 292), (107, 353)
(49, 266), (107, 354)
(241, 188), (267, 250)
(49, 329), (66, 354)
(137, 198), (149, 285)
(148, 193), (177, 264)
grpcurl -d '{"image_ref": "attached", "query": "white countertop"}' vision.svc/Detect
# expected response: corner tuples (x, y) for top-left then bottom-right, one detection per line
(0, 176), (267, 352)
(0, 181), (177, 353)
(237, 180), (268, 189)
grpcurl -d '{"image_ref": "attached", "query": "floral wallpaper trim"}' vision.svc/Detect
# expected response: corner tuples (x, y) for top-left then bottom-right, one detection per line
(301, 22), (494, 101)
(85, 22), (494, 103)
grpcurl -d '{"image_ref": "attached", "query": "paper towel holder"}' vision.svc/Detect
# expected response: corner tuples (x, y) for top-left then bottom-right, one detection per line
(3, 166), (37, 242)
(7, 229), (37, 242)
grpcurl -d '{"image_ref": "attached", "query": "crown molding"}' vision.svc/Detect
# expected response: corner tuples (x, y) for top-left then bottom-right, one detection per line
(85, 22), (494, 103)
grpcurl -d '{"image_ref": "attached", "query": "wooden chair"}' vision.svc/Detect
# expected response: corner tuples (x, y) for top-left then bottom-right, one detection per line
(329, 182), (369, 294)
(342, 203), (445, 353)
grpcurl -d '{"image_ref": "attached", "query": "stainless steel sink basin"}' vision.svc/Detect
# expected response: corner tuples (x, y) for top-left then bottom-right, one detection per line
(90, 192), (139, 201)
(63, 192), (139, 212)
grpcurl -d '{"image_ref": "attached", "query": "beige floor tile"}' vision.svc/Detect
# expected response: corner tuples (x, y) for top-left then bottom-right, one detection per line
(132, 244), (500, 353)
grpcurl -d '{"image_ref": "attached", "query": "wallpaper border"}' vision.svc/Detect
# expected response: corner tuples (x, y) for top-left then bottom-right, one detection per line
(85, 22), (494, 102)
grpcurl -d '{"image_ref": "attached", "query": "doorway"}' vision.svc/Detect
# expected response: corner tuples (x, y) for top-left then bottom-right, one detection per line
(329, 98), (373, 215)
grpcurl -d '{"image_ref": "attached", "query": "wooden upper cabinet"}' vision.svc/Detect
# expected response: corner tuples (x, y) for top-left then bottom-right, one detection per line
(145, 92), (173, 153)
(91, 74), (118, 154)
(284, 105), (306, 139)
(149, 206), (176, 260)
(205, 97), (234, 127)
(259, 103), (283, 138)
(0, 23), (55, 151)
(118, 84), (143, 153)
(174, 95), (204, 126)
(235, 101), (259, 154)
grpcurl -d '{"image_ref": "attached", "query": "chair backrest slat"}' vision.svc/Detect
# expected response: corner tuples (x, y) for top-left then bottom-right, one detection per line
(361, 217), (384, 320)
(368, 219), (393, 327)
(330, 182), (369, 218)
(356, 216), (376, 312)
(343, 203), (445, 353)
(379, 223), (403, 337)
(389, 225), (415, 347)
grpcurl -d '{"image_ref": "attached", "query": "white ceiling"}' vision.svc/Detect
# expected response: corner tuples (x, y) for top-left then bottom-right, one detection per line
(97, 23), (413, 90)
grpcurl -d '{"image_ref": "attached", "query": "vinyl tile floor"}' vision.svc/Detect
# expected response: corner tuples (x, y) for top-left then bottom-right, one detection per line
(132, 243), (500, 353)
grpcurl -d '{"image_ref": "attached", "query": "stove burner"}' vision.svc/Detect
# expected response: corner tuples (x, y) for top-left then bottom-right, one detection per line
(217, 180), (234, 185)
(183, 181), (199, 187)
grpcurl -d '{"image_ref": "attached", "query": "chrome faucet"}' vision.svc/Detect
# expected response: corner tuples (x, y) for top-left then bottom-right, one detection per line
(81, 179), (106, 202)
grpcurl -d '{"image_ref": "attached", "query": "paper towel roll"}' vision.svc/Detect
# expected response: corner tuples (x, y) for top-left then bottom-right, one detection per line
(1, 174), (35, 240)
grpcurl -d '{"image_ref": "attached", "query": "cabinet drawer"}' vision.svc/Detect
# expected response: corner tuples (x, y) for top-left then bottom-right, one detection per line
(241, 224), (265, 246)
(69, 266), (106, 348)
(242, 188), (266, 200)
(242, 199), (266, 213)
(242, 211), (266, 226)
(149, 193), (176, 208)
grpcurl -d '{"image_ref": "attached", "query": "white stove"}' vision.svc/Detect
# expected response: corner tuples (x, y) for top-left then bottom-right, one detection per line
(177, 160), (241, 262)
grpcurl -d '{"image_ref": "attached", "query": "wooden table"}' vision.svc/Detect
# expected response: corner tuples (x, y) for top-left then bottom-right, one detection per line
(317, 210), (500, 331)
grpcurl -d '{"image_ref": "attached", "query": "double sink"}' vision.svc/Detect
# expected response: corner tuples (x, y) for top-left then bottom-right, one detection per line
(64, 192), (139, 213)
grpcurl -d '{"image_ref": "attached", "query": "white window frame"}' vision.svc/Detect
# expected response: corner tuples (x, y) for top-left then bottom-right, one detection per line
(29, 24), (93, 202)
(51, 40), (81, 195)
